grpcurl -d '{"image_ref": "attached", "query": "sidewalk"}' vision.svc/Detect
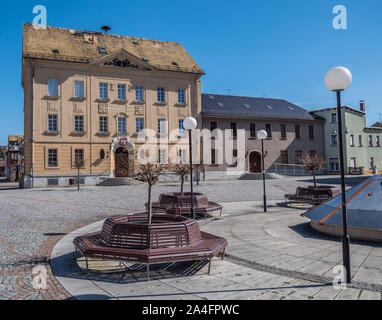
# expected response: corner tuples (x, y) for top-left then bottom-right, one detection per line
(203, 200), (382, 292)
(50, 201), (382, 300)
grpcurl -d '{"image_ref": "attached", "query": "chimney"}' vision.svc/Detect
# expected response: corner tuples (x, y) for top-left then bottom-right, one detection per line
(360, 100), (365, 112)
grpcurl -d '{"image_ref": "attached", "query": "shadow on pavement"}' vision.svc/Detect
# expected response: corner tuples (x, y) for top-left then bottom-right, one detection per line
(289, 222), (382, 247)
(51, 251), (210, 285)
(299, 176), (369, 187)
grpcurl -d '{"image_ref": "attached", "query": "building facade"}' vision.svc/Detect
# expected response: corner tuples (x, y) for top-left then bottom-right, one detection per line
(6, 135), (24, 182)
(311, 102), (382, 175)
(201, 94), (325, 179)
(0, 146), (6, 177)
(22, 23), (204, 187)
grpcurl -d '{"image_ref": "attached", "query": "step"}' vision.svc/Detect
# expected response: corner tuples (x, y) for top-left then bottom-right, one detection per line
(239, 173), (283, 180)
(97, 177), (140, 186)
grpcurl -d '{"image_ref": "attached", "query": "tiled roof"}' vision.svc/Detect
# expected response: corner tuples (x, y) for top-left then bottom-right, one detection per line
(372, 122), (382, 128)
(22, 23), (204, 74)
(201, 94), (316, 120)
(8, 135), (23, 142)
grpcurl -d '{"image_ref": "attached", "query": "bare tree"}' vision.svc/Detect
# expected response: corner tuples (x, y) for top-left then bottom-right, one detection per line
(133, 163), (164, 225)
(73, 155), (85, 191)
(300, 153), (325, 189)
(172, 164), (190, 195)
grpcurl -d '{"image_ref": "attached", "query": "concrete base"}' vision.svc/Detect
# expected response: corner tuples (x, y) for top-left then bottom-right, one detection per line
(23, 174), (110, 188)
(310, 221), (382, 243)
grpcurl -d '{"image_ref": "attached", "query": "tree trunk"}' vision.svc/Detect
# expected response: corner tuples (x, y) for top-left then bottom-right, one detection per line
(148, 184), (152, 225)
(312, 169), (317, 190)
(77, 167), (80, 191)
(181, 176), (184, 195)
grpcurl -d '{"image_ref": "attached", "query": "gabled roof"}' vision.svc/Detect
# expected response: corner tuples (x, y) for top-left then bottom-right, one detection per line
(8, 135), (23, 142)
(22, 23), (204, 74)
(372, 122), (382, 128)
(310, 106), (365, 116)
(201, 94), (316, 120)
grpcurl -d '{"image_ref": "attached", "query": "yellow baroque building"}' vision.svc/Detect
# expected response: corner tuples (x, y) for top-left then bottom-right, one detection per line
(22, 23), (204, 187)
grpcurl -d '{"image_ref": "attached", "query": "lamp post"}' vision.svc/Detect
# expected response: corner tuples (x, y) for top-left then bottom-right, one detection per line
(325, 66), (352, 284)
(257, 130), (268, 212)
(183, 117), (198, 220)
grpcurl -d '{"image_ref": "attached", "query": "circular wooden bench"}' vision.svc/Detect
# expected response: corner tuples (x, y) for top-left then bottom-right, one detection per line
(149, 192), (223, 219)
(73, 214), (227, 280)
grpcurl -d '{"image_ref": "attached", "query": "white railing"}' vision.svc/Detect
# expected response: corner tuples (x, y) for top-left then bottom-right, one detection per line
(271, 163), (311, 176)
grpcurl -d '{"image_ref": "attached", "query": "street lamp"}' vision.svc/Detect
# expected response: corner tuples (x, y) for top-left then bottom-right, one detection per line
(257, 129), (268, 212)
(183, 116), (198, 220)
(325, 66), (352, 284)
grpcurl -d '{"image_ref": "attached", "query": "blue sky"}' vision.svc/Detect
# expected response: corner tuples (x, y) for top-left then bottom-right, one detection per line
(1, 0), (382, 145)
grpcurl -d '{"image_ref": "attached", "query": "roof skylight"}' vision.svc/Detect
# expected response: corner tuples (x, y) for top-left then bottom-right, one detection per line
(266, 105), (273, 110)
(98, 47), (107, 54)
(288, 106), (294, 110)
(208, 95), (215, 99)
(217, 102), (224, 107)
(243, 104), (250, 109)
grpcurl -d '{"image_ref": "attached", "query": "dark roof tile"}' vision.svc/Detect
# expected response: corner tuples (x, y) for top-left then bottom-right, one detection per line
(202, 94), (315, 120)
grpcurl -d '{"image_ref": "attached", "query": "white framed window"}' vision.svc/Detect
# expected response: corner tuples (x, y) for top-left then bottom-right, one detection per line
(369, 135), (373, 147)
(74, 149), (84, 163)
(180, 149), (187, 164)
(370, 157), (375, 169)
(117, 84), (126, 101)
(74, 81), (84, 98)
(48, 149), (58, 167)
(330, 134), (338, 146)
(178, 89), (185, 104)
(350, 157), (356, 169)
(158, 118), (166, 135)
(359, 135), (363, 147)
(99, 116), (108, 133)
(48, 114), (58, 132)
(99, 83), (108, 99)
(158, 149), (167, 164)
(136, 118), (144, 133)
(118, 117), (126, 133)
(157, 88), (165, 102)
(135, 86), (143, 101)
(74, 115), (84, 132)
(48, 79), (58, 97)
(330, 158), (339, 171)
(350, 134), (355, 147)
(179, 119), (185, 134)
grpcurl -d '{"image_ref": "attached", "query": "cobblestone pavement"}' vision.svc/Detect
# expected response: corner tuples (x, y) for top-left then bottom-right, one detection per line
(0, 175), (368, 299)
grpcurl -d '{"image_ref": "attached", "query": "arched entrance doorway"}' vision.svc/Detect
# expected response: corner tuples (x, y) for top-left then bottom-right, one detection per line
(249, 151), (262, 173)
(115, 148), (130, 177)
